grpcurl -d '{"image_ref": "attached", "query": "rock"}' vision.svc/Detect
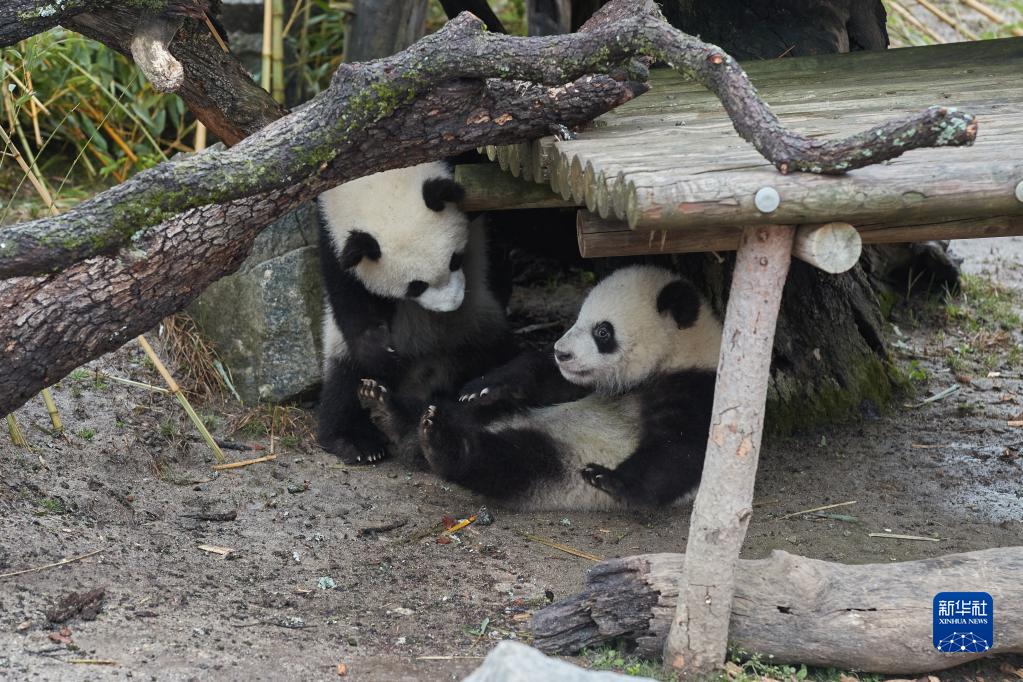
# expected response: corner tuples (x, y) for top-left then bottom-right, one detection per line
(189, 203), (323, 404)
(463, 642), (654, 682)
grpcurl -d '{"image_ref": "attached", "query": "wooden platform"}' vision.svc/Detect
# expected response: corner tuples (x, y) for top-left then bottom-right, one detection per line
(472, 37), (1023, 256)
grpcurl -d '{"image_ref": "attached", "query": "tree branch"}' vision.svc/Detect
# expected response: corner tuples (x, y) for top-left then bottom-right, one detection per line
(0, 0), (976, 280)
(0, 76), (642, 416)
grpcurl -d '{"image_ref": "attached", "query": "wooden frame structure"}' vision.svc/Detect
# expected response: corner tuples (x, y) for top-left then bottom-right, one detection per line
(458, 36), (1023, 674)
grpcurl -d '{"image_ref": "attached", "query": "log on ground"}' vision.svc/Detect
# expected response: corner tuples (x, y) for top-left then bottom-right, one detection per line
(531, 548), (1023, 674)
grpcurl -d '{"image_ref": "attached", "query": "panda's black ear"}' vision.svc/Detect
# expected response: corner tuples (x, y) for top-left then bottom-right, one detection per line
(422, 178), (466, 212)
(657, 279), (701, 329)
(339, 230), (381, 269)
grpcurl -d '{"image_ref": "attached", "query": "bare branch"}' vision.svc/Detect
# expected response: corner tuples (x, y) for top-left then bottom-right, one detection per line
(0, 1), (976, 279)
(0, 76), (642, 416)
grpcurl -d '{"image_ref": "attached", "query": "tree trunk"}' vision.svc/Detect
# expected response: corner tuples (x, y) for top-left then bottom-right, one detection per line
(531, 549), (1023, 675)
(344, 0), (429, 62)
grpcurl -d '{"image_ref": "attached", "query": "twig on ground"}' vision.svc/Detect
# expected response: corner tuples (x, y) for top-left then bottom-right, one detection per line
(522, 534), (602, 562)
(0, 547), (108, 580)
(357, 519), (408, 537)
(908, 385), (960, 408)
(868, 532), (941, 542)
(212, 454), (277, 471)
(779, 500), (857, 520)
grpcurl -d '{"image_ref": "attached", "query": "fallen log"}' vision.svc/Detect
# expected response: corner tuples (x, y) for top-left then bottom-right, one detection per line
(531, 548), (1023, 675)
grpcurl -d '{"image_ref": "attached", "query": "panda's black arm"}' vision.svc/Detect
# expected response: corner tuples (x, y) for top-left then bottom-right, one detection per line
(458, 348), (586, 408)
(439, 0), (506, 34)
(584, 370), (716, 507)
(318, 228), (401, 372)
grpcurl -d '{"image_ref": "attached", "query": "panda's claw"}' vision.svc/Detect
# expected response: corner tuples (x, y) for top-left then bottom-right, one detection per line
(581, 463), (625, 500)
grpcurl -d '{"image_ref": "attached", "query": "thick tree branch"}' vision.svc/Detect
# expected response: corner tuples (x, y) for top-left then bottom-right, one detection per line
(0, 76), (642, 416)
(0, 0), (975, 279)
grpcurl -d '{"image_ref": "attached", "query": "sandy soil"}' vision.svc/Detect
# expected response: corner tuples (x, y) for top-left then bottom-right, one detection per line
(1, 240), (1021, 682)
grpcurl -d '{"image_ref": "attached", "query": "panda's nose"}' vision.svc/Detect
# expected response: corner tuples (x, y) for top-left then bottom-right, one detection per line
(555, 350), (573, 363)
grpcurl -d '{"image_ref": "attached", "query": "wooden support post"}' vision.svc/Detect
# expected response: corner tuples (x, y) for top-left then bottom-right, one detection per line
(664, 224), (795, 677)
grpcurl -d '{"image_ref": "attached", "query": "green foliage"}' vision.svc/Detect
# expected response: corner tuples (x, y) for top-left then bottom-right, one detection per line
(1, 29), (191, 223)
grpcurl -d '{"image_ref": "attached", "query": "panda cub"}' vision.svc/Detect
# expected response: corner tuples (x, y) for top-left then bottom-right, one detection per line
(360, 265), (722, 511)
(317, 161), (513, 464)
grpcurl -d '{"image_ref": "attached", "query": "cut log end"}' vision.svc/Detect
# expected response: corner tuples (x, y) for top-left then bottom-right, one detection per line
(130, 17), (185, 93)
(793, 222), (862, 274)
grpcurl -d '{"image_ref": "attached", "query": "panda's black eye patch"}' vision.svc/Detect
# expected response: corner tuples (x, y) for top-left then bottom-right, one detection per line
(449, 252), (464, 272)
(406, 280), (429, 298)
(592, 321), (617, 354)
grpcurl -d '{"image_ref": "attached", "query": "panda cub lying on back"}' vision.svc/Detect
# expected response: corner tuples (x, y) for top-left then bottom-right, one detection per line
(360, 265), (722, 511)
(317, 161), (514, 464)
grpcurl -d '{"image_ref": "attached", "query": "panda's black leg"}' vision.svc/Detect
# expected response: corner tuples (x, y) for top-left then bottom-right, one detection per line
(418, 404), (473, 481)
(317, 360), (388, 464)
(420, 403), (565, 500)
(582, 439), (704, 507)
(356, 379), (402, 446)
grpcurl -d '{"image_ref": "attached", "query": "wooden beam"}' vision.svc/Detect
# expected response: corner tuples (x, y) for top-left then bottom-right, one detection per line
(663, 224), (795, 676)
(791, 222), (860, 274)
(455, 163), (574, 211)
(577, 211), (1023, 259)
(531, 548), (1023, 674)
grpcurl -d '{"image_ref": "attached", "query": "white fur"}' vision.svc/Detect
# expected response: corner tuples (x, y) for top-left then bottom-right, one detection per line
(486, 265), (720, 511)
(554, 265), (721, 392)
(319, 161), (469, 311)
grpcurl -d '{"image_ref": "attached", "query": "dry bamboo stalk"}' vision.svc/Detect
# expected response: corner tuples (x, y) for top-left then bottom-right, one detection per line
(913, 0), (980, 40)
(960, 0), (1023, 36)
(136, 335), (225, 463)
(888, 0), (946, 42)
(203, 14), (230, 52)
(40, 389), (63, 433)
(271, 0), (286, 104)
(25, 68), (42, 146)
(212, 454), (277, 471)
(0, 547), (108, 580)
(261, 0), (273, 93)
(194, 122), (207, 153)
(6, 414), (27, 446)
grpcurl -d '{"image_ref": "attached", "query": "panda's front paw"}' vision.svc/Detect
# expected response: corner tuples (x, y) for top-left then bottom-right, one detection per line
(322, 437), (389, 466)
(581, 464), (628, 500)
(457, 377), (502, 404)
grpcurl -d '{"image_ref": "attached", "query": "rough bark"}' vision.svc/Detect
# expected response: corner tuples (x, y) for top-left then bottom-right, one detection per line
(663, 226), (795, 676)
(0, 77), (640, 417)
(0, 1), (975, 280)
(532, 549), (1023, 675)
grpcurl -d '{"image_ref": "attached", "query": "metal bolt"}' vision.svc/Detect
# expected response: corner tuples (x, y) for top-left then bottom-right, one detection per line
(1015, 179), (1023, 204)
(754, 186), (780, 213)
(759, 256), (769, 266)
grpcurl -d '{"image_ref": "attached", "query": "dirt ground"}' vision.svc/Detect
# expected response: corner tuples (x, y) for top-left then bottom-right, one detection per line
(1, 238), (1022, 682)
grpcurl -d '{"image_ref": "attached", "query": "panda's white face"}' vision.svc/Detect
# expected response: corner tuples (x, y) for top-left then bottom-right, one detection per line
(553, 265), (722, 393)
(319, 162), (470, 312)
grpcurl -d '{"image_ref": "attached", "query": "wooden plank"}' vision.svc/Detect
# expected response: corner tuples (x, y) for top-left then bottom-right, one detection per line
(577, 211), (1023, 258)
(484, 37), (1023, 233)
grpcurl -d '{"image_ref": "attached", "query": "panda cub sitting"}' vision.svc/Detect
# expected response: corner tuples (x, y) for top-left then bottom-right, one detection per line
(317, 161), (514, 464)
(360, 265), (722, 511)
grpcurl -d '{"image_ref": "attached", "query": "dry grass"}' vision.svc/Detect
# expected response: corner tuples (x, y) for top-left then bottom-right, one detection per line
(226, 404), (316, 451)
(157, 314), (232, 402)
(885, 0), (1023, 46)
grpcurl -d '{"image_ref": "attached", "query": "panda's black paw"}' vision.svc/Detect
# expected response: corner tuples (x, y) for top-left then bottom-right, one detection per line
(457, 377), (498, 404)
(322, 436), (389, 466)
(357, 379), (402, 445)
(581, 464), (628, 500)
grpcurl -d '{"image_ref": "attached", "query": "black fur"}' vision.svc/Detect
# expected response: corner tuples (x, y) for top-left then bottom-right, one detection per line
(317, 224), (516, 464)
(420, 358), (716, 508)
(581, 370), (716, 507)
(422, 178), (466, 212)
(592, 321), (617, 354)
(339, 230), (381, 269)
(438, 0), (507, 33)
(657, 280), (702, 329)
